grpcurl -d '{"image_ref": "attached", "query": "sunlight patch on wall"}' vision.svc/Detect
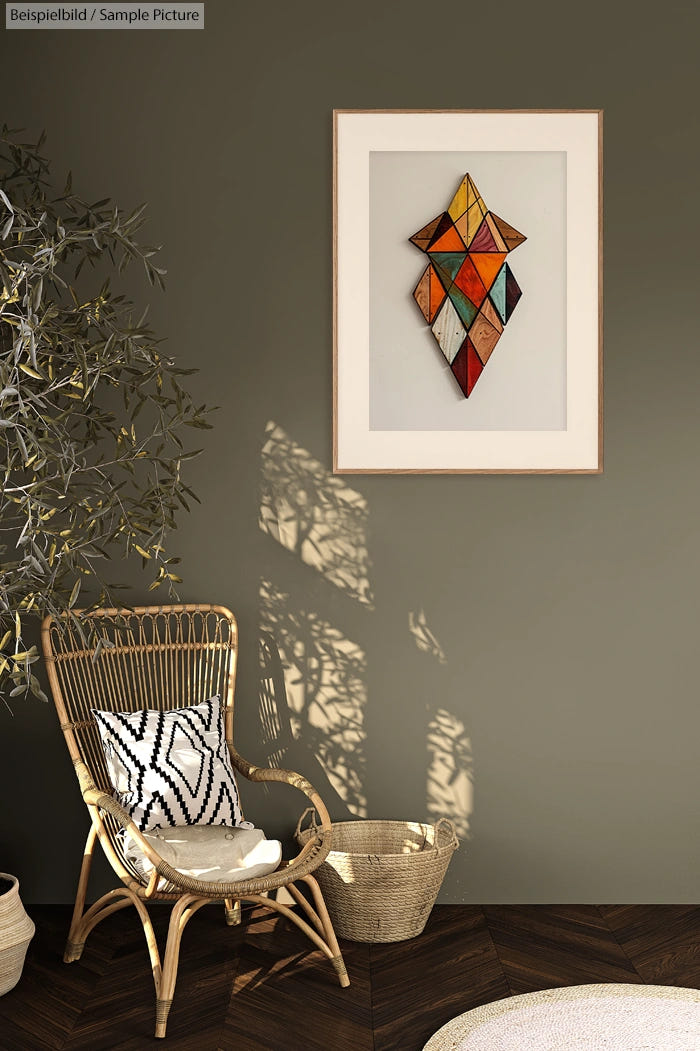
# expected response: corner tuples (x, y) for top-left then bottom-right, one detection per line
(259, 421), (373, 608)
(426, 707), (472, 838)
(409, 607), (447, 664)
(260, 578), (368, 817)
(258, 422), (374, 613)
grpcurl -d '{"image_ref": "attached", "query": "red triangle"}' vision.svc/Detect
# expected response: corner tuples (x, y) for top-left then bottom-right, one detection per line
(452, 257), (487, 307)
(450, 337), (484, 397)
(450, 340), (469, 397)
(465, 338), (484, 395)
(469, 217), (500, 253)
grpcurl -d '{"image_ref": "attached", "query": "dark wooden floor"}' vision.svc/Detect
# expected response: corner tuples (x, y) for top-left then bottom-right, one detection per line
(1, 903), (698, 1050)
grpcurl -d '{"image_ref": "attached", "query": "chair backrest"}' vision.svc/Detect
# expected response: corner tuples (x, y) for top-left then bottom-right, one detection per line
(41, 604), (238, 795)
(258, 630), (295, 771)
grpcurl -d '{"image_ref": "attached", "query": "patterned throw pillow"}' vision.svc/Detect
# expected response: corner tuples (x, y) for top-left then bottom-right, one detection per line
(92, 696), (243, 832)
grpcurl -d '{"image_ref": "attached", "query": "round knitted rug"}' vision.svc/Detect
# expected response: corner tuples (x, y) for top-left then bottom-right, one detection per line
(423, 984), (700, 1050)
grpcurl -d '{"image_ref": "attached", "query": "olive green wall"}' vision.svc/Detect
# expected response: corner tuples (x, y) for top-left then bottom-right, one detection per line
(1, 1), (699, 904)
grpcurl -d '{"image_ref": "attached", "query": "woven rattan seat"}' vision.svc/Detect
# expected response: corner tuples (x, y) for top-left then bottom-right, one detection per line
(41, 604), (348, 1038)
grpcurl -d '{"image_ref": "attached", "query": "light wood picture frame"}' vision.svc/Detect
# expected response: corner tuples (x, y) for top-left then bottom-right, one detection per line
(333, 109), (603, 474)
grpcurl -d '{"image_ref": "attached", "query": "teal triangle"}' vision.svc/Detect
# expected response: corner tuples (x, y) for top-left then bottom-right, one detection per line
(429, 252), (466, 283)
(448, 283), (479, 329)
(490, 264), (507, 323)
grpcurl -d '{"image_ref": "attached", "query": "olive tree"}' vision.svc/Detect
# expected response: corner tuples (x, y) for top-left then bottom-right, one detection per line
(0, 127), (211, 702)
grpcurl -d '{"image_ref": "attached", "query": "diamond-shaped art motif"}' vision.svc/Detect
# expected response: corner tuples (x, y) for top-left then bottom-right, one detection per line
(411, 174), (526, 398)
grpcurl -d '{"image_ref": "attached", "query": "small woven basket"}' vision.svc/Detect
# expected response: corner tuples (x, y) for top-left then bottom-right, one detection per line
(296, 812), (458, 943)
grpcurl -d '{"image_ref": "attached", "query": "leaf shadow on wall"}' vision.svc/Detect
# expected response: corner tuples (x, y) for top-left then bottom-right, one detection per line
(256, 421), (472, 840)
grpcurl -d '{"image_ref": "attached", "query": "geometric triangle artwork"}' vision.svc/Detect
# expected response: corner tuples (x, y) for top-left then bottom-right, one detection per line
(410, 173), (525, 397)
(431, 252), (468, 285)
(412, 264), (446, 324)
(489, 264), (508, 324)
(412, 266), (432, 323)
(469, 217), (501, 253)
(409, 215), (443, 251)
(429, 224), (467, 254)
(489, 212), (527, 251)
(470, 252), (508, 292)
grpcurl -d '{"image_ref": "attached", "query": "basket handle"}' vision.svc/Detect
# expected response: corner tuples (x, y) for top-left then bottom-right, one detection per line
(294, 806), (319, 841)
(434, 817), (458, 850)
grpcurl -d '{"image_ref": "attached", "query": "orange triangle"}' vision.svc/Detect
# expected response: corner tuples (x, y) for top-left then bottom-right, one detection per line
(469, 252), (507, 292)
(428, 265), (447, 320)
(429, 224), (466, 254)
(490, 212), (527, 251)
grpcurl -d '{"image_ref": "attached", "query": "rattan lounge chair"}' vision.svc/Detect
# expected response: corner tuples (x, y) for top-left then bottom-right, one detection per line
(41, 604), (348, 1038)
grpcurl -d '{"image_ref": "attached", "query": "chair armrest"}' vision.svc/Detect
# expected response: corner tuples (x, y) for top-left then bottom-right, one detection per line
(86, 782), (334, 900)
(227, 746), (332, 832)
(82, 756), (335, 900)
(82, 787), (168, 874)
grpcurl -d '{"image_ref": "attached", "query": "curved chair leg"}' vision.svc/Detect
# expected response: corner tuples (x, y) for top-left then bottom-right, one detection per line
(67, 875), (211, 1041)
(155, 896), (210, 1039)
(224, 898), (241, 926)
(284, 882), (326, 937)
(64, 823), (98, 962)
(300, 874), (349, 987)
(241, 892), (350, 989)
(66, 886), (163, 992)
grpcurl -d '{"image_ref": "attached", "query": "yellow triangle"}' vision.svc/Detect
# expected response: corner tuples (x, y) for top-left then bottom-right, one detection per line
(465, 200), (486, 247)
(447, 178), (468, 221)
(466, 176), (480, 210)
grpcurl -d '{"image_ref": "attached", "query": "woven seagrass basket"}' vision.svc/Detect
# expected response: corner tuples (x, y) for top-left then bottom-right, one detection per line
(295, 812), (458, 943)
(0, 873), (35, 996)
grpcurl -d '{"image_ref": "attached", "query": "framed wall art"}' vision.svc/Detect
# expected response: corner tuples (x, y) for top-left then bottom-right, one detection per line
(333, 109), (603, 474)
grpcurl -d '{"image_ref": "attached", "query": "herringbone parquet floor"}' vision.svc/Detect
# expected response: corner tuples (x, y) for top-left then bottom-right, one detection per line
(1, 903), (698, 1050)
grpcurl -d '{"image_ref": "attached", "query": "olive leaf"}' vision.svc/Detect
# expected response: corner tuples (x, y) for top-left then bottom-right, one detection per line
(0, 127), (213, 704)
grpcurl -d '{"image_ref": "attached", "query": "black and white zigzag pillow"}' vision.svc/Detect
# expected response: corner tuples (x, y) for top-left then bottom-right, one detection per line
(92, 696), (243, 832)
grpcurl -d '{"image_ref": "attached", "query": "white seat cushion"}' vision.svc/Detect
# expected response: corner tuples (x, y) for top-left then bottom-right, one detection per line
(123, 824), (282, 884)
